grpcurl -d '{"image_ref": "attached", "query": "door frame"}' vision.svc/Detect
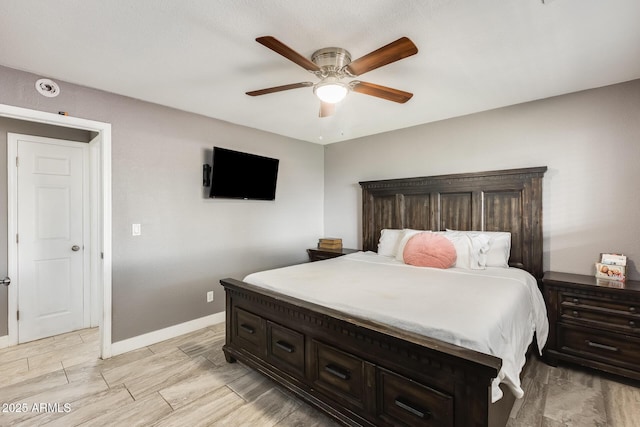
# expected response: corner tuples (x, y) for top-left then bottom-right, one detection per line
(2, 103), (113, 358)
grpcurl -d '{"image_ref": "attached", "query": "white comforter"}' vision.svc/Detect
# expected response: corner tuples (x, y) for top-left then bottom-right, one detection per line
(244, 251), (548, 402)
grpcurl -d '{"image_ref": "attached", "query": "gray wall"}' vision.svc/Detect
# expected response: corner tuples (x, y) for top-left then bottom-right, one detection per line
(324, 79), (640, 280)
(0, 65), (324, 342)
(0, 118), (92, 336)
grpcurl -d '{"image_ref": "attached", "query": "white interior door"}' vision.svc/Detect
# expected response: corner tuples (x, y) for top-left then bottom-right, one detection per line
(17, 135), (88, 343)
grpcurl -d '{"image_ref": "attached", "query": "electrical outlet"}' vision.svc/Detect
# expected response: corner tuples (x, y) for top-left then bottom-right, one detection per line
(207, 291), (214, 303)
(132, 224), (141, 236)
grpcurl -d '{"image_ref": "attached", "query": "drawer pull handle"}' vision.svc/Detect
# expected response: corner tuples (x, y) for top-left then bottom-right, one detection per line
(394, 397), (431, 419)
(324, 364), (350, 380)
(572, 311), (579, 317)
(630, 321), (636, 328)
(630, 307), (637, 313)
(240, 324), (255, 335)
(586, 340), (619, 352)
(572, 298), (580, 304)
(275, 340), (295, 353)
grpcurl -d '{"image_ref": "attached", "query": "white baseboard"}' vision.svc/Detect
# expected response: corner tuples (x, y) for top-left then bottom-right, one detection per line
(0, 335), (9, 350)
(110, 311), (225, 357)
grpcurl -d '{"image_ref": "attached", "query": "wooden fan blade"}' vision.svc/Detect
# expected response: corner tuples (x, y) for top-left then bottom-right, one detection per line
(256, 36), (321, 72)
(351, 81), (413, 103)
(346, 37), (418, 76)
(246, 82), (313, 96)
(319, 102), (335, 118)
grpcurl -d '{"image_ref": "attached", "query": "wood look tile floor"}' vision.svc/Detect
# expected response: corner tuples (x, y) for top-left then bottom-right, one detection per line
(0, 324), (637, 426)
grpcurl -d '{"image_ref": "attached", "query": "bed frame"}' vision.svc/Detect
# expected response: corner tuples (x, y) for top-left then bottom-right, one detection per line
(221, 166), (547, 427)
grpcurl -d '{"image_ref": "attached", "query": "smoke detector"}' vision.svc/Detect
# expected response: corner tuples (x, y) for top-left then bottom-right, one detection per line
(35, 78), (60, 97)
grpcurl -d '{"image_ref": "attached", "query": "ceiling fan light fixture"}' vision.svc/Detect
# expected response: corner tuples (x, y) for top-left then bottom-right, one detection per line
(248, 36), (417, 113)
(314, 77), (348, 104)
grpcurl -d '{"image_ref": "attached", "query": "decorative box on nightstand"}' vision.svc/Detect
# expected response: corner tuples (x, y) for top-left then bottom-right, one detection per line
(307, 247), (359, 262)
(542, 271), (640, 381)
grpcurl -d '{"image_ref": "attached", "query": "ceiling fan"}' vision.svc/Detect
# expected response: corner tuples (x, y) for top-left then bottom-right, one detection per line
(246, 36), (418, 117)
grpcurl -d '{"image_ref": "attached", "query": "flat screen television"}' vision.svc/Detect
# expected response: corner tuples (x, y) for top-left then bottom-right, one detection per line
(209, 147), (279, 200)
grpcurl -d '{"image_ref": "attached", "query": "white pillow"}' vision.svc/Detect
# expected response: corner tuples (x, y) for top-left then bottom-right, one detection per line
(446, 230), (511, 268)
(483, 232), (511, 268)
(377, 229), (404, 257)
(395, 229), (426, 262)
(434, 232), (487, 269)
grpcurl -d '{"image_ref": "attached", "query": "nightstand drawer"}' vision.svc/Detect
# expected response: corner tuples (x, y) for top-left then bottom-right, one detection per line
(307, 248), (359, 262)
(558, 324), (640, 371)
(310, 252), (339, 261)
(561, 305), (639, 333)
(560, 292), (638, 315)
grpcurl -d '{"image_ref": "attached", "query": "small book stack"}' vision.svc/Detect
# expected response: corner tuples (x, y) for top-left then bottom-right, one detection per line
(318, 237), (342, 250)
(595, 253), (626, 285)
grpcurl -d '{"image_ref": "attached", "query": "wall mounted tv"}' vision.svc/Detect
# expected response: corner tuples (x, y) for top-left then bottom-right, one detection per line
(209, 147), (279, 200)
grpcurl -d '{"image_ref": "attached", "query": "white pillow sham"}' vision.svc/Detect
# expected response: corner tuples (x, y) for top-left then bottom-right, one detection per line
(377, 229), (404, 257)
(433, 231), (489, 270)
(446, 230), (511, 268)
(483, 232), (511, 268)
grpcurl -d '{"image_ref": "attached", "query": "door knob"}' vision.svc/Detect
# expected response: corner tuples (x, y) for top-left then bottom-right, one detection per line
(1, 277), (10, 286)
(72, 245), (80, 251)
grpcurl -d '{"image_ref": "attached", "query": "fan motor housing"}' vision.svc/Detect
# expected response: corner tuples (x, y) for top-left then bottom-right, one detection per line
(312, 48), (351, 74)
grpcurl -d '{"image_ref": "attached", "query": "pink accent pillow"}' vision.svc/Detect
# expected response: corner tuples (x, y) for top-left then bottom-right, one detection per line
(403, 232), (457, 269)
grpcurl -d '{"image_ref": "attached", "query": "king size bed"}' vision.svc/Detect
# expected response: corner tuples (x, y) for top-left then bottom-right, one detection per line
(221, 166), (548, 427)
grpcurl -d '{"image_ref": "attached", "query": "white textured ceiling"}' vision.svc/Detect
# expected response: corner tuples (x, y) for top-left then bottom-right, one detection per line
(1, 0), (639, 144)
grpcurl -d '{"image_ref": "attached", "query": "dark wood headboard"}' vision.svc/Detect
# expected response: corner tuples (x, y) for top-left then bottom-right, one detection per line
(359, 167), (547, 279)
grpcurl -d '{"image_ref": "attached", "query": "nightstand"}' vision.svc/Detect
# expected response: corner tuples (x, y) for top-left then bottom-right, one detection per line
(307, 247), (359, 262)
(542, 271), (640, 381)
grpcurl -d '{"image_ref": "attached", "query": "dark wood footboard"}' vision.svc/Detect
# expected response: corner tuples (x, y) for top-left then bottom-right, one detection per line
(222, 277), (510, 427)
